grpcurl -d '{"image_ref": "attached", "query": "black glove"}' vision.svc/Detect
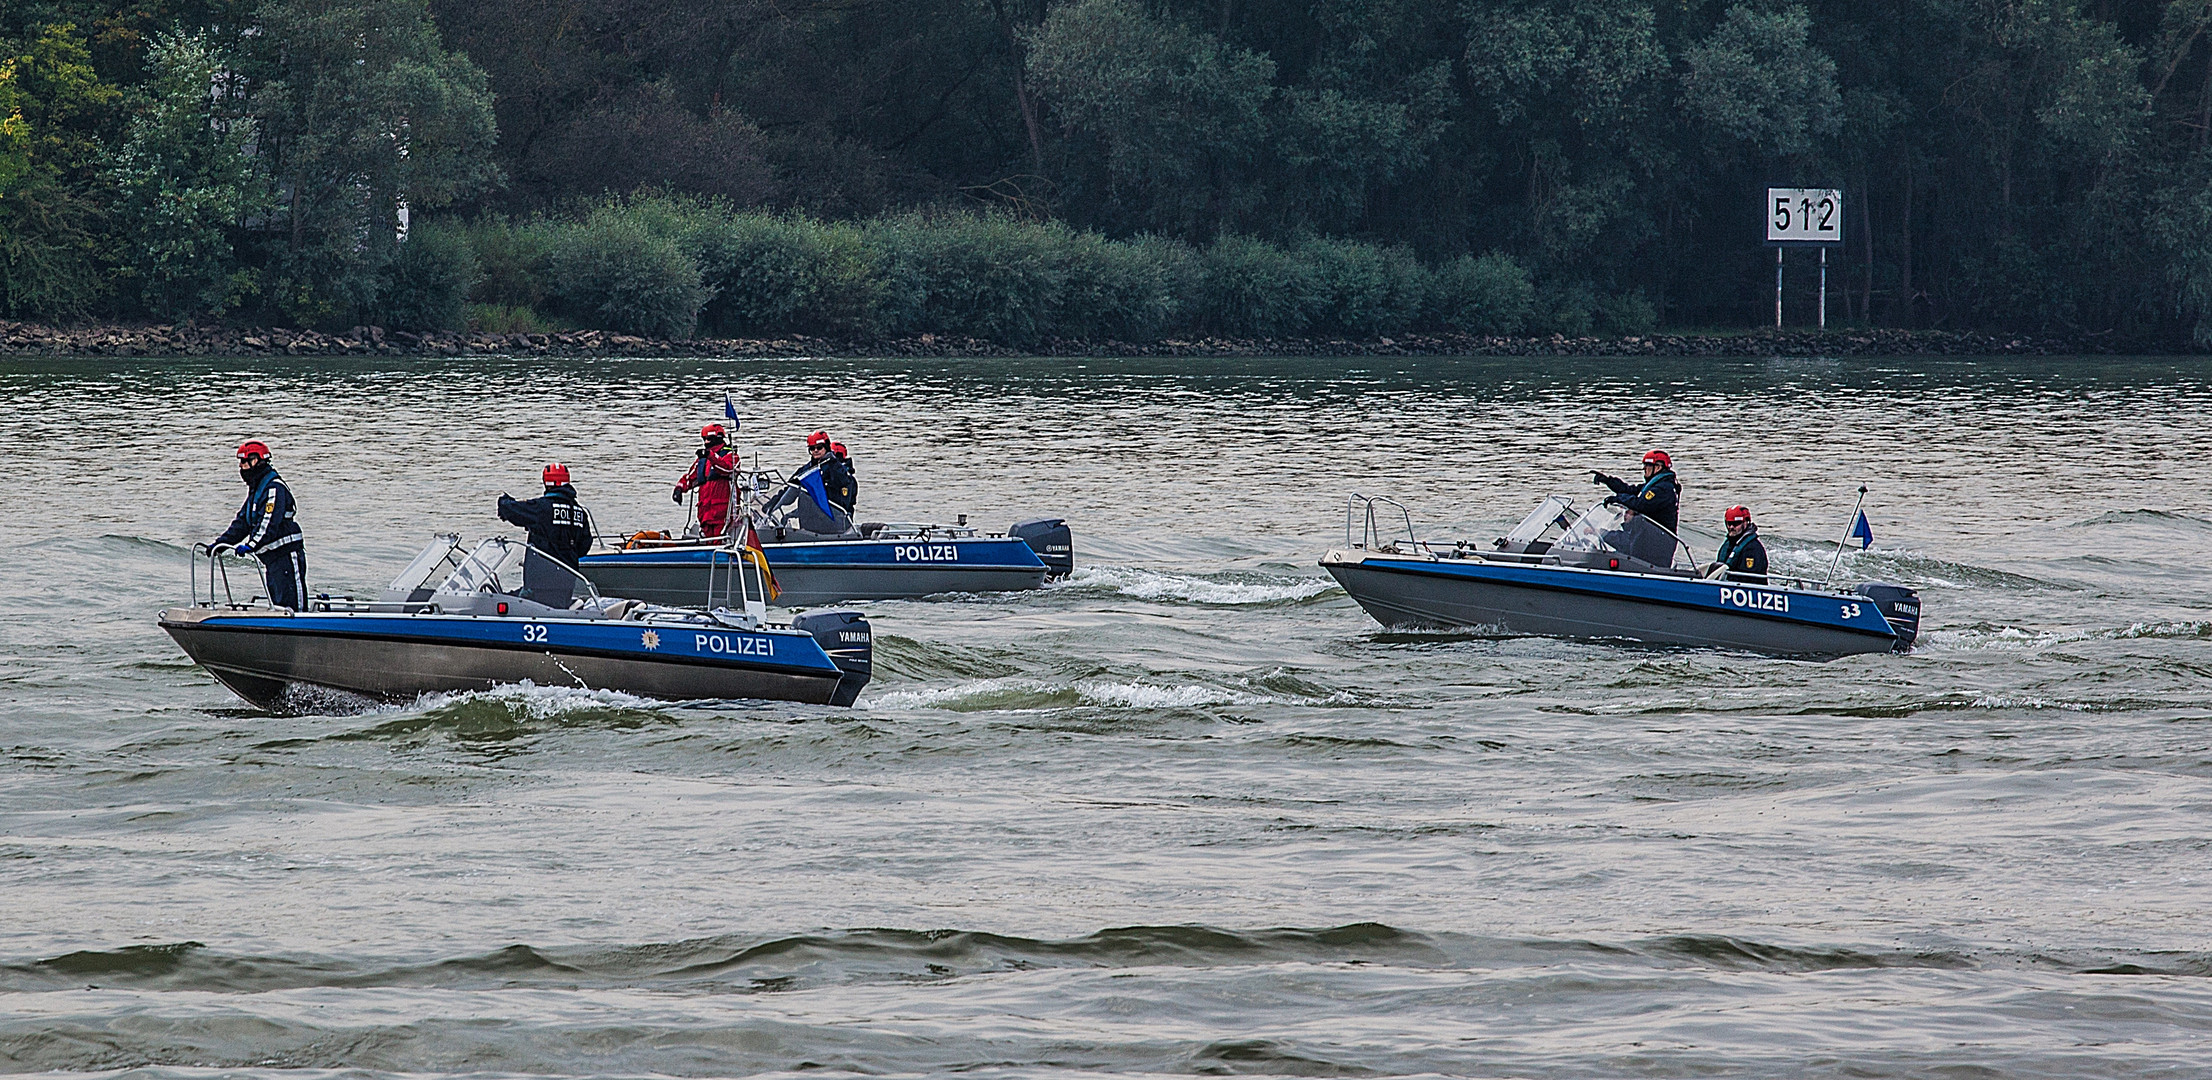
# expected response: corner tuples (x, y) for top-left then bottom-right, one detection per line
(671, 488), (685, 503)
(1601, 495), (1624, 508)
(1591, 471), (1615, 486)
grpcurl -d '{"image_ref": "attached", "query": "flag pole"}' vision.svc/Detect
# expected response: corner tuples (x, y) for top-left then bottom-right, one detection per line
(1824, 485), (1869, 588)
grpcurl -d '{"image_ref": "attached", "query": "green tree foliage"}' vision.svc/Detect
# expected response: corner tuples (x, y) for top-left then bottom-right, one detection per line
(0, 23), (122, 319)
(20, 0), (2212, 340)
(248, 0), (498, 327)
(106, 31), (266, 318)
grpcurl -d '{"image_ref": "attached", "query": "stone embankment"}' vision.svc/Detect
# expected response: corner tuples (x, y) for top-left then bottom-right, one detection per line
(0, 320), (2149, 359)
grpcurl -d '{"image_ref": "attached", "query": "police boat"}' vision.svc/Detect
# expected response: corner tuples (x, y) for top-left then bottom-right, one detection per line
(160, 534), (873, 711)
(580, 472), (1073, 608)
(1319, 494), (1921, 659)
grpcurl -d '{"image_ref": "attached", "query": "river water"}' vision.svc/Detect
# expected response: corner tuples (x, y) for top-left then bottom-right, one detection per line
(2, 354), (2209, 1078)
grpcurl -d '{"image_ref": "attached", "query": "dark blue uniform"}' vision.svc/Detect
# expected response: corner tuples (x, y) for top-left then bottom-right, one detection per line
(1597, 468), (1680, 535)
(498, 484), (594, 606)
(215, 463), (306, 609)
(1715, 526), (1769, 584)
(820, 453), (857, 514)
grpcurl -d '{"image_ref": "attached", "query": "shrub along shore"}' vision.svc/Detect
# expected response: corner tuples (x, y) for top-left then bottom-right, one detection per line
(0, 320), (2133, 359)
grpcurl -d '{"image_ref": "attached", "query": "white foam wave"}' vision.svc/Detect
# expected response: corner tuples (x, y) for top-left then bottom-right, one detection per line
(411, 680), (661, 718)
(1057, 565), (1337, 606)
(867, 676), (1270, 712)
(1070, 679), (1269, 708)
(867, 676), (1047, 709)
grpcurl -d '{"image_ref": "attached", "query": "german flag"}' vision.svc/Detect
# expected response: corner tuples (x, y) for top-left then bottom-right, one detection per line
(742, 520), (780, 601)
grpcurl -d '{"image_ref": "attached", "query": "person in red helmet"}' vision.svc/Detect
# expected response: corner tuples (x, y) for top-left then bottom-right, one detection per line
(1592, 449), (1679, 535)
(674, 424), (741, 538)
(498, 463), (595, 603)
(801, 431), (857, 514)
(210, 440), (307, 609)
(1708, 505), (1769, 584)
(829, 441), (858, 512)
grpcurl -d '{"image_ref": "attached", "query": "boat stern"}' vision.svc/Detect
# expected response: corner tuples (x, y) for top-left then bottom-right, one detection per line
(792, 609), (873, 706)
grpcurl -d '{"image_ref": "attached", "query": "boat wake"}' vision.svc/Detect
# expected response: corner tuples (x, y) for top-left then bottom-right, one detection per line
(1052, 565), (1340, 606)
(867, 675), (1274, 712)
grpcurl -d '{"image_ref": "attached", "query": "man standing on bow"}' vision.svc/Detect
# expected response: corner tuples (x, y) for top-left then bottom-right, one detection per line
(674, 424), (741, 538)
(211, 440), (307, 610)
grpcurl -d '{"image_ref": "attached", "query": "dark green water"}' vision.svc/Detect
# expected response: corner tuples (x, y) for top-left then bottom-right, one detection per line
(3, 354), (2209, 1077)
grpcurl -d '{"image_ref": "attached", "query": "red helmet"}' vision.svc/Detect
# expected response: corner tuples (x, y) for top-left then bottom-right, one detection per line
(830, 441), (847, 456)
(701, 423), (727, 442)
(1724, 505), (1752, 526)
(542, 462), (570, 485)
(1642, 450), (1672, 468)
(806, 431), (831, 448)
(236, 440), (270, 460)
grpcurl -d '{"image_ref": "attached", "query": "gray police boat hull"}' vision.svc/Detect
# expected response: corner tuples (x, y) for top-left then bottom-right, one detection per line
(581, 545), (1050, 608)
(159, 606), (871, 711)
(1322, 551), (1914, 659)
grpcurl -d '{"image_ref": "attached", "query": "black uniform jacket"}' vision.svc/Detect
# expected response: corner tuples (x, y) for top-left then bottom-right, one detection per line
(215, 464), (304, 560)
(1599, 468), (1680, 535)
(499, 485), (594, 567)
(820, 454), (857, 513)
(1715, 526), (1770, 584)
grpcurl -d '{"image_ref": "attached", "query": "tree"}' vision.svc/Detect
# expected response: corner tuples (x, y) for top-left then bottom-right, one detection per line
(248, 0), (498, 326)
(0, 22), (122, 319)
(107, 30), (268, 318)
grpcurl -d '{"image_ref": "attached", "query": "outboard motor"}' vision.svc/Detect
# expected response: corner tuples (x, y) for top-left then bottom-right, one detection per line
(1855, 583), (1921, 651)
(1011, 518), (1074, 578)
(792, 610), (872, 706)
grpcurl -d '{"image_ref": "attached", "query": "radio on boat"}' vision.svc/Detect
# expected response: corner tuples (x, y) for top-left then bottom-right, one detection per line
(1321, 494), (1920, 659)
(161, 534), (872, 711)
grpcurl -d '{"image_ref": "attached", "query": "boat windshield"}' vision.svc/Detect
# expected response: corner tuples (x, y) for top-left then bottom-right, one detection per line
(383, 534), (465, 602)
(432, 537), (600, 608)
(1503, 496), (1578, 545)
(1552, 502), (1679, 568)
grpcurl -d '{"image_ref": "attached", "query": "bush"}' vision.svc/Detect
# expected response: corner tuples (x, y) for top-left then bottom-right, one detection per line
(376, 222), (481, 331)
(1532, 281), (1596, 336)
(1299, 237), (1429, 336)
(1193, 235), (1323, 336)
(466, 302), (566, 334)
(463, 217), (554, 311)
(542, 217), (710, 338)
(1592, 290), (1659, 335)
(1056, 231), (1192, 340)
(1430, 252), (1535, 334)
(687, 212), (880, 337)
(865, 212), (1068, 345)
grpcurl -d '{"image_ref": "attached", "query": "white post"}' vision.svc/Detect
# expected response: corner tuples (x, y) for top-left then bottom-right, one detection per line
(1819, 246), (1828, 330)
(1775, 247), (1784, 328)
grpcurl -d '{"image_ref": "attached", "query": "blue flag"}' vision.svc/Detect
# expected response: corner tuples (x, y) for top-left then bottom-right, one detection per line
(1849, 510), (1874, 549)
(722, 393), (740, 429)
(795, 465), (836, 518)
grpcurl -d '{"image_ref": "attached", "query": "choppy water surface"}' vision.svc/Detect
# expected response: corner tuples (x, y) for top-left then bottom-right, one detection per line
(3, 353), (2210, 1078)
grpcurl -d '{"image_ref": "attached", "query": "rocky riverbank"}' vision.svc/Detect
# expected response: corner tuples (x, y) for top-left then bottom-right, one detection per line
(0, 320), (2164, 359)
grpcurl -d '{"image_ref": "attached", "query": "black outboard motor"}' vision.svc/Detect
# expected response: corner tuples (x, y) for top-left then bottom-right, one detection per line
(792, 610), (872, 706)
(1855, 583), (1921, 651)
(1011, 518), (1074, 578)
